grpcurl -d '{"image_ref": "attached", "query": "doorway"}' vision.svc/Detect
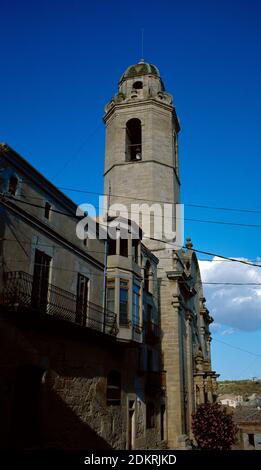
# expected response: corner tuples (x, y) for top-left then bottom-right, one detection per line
(31, 249), (51, 312)
(10, 365), (44, 448)
(76, 273), (89, 325)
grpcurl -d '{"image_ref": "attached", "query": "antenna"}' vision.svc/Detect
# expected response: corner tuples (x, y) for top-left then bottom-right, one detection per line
(140, 28), (144, 62)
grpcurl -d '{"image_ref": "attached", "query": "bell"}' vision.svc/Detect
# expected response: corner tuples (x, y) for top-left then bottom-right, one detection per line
(135, 147), (142, 160)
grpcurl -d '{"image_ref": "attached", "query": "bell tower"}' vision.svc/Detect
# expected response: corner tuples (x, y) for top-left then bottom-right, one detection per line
(103, 62), (219, 449)
(103, 60), (181, 252)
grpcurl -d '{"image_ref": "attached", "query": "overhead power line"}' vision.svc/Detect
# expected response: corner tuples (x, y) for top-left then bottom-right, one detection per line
(7, 177), (260, 216)
(185, 203), (261, 215)
(212, 338), (261, 358)
(2, 235), (261, 277)
(51, 120), (102, 180)
(1, 195), (261, 269)
(203, 282), (261, 286)
(2, 192), (261, 229)
(57, 186), (261, 215)
(144, 235), (261, 269)
(2, 255), (261, 286)
(4, 261), (261, 285)
(9, 188), (261, 216)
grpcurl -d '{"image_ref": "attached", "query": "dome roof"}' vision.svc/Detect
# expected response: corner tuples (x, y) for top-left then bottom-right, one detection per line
(119, 60), (160, 83)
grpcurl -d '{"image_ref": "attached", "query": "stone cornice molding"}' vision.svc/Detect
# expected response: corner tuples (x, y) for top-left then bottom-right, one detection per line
(104, 160), (181, 186)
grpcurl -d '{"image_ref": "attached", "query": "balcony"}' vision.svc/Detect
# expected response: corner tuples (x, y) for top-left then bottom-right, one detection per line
(117, 317), (143, 343)
(0, 271), (118, 336)
(143, 321), (161, 344)
(132, 322), (143, 343)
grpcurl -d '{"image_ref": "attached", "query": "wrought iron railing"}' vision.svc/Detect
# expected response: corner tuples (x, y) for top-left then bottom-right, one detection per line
(119, 317), (132, 328)
(119, 317), (143, 335)
(132, 322), (143, 334)
(0, 271), (118, 336)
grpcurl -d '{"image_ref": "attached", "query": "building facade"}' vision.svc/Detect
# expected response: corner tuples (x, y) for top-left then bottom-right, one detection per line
(0, 144), (165, 449)
(219, 394), (244, 408)
(233, 408), (261, 450)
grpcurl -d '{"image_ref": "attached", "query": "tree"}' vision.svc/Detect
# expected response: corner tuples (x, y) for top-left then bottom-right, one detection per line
(192, 403), (238, 450)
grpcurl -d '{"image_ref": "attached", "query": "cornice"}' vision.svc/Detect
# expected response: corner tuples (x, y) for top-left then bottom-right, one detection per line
(104, 99), (180, 131)
(104, 160), (181, 185)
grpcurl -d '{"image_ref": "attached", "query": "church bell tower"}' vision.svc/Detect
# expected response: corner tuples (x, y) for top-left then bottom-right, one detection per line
(103, 60), (181, 252)
(103, 61), (218, 449)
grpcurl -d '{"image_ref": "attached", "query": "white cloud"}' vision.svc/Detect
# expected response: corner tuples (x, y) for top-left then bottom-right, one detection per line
(210, 322), (223, 333)
(220, 327), (239, 336)
(199, 257), (261, 332)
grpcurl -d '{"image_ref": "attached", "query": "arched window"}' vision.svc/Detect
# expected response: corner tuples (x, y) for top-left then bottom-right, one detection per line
(126, 118), (142, 162)
(107, 370), (121, 406)
(133, 81), (143, 90)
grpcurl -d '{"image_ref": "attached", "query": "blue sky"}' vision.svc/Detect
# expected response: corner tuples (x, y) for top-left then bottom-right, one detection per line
(1, 0), (261, 379)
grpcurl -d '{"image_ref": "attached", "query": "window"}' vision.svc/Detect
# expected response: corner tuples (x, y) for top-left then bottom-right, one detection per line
(76, 274), (89, 325)
(120, 238), (128, 257)
(120, 279), (129, 326)
(132, 239), (139, 263)
(107, 371), (121, 406)
(31, 249), (51, 312)
(44, 202), (51, 220)
(144, 261), (152, 293)
(147, 304), (153, 323)
(8, 175), (18, 195)
(132, 282), (140, 328)
(133, 81), (143, 90)
(126, 118), (142, 161)
(108, 237), (116, 255)
(107, 278), (115, 314)
(248, 434), (255, 447)
(146, 402), (155, 429)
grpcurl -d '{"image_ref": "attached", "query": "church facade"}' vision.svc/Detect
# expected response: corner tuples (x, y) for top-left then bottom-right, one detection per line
(103, 60), (219, 448)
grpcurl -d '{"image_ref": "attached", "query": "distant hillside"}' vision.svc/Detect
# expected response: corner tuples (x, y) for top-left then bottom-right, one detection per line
(218, 380), (261, 397)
